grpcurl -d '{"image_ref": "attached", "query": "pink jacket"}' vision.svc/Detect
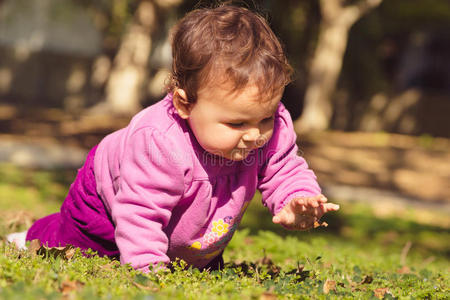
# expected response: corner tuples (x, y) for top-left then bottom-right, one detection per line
(94, 94), (320, 272)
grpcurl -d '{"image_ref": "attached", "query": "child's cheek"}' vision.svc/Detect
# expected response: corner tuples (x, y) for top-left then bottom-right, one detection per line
(215, 129), (241, 150)
(257, 130), (273, 148)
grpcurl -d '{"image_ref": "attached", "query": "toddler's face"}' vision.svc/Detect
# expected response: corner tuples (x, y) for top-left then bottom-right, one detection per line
(176, 83), (282, 161)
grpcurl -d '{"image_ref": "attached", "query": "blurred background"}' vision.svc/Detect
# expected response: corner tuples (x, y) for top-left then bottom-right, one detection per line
(0, 0), (449, 228)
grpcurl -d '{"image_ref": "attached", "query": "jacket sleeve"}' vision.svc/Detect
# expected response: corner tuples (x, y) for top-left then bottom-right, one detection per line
(110, 127), (190, 272)
(257, 103), (321, 216)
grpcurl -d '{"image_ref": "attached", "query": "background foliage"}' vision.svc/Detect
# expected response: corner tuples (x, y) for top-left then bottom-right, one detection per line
(1, 0), (449, 135)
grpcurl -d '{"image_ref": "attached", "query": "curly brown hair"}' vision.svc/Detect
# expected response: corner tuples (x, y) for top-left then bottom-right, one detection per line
(167, 4), (292, 103)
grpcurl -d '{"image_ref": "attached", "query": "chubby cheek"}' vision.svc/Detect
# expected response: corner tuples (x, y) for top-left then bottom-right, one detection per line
(196, 125), (241, 153)
(257, 129), (274, 148)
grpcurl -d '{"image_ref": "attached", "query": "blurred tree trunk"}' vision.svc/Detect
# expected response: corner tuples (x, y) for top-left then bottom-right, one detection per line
(294, 0), (383, 133)
(104, 0), (156, 115)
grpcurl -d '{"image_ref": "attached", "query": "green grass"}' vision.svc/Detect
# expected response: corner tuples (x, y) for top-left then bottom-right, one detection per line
(0, 163), (448, 299)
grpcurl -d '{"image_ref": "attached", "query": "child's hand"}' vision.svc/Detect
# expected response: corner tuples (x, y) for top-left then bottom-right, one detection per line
(272, 194), (339, 230)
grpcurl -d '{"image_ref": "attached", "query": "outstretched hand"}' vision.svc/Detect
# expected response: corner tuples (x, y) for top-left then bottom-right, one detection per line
(272, 194), (339, 231)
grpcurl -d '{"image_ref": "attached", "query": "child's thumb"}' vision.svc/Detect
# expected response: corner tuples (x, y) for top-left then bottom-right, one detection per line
(272, 215), (281, 223)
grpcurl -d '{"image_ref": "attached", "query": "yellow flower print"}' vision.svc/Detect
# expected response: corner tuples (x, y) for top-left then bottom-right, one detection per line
(212, 219), (229, 237)
(189, 241), (202, 250)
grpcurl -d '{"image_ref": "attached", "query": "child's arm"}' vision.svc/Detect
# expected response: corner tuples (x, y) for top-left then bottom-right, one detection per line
(109, 128), (190, 272)
(258, 103), (338, 225)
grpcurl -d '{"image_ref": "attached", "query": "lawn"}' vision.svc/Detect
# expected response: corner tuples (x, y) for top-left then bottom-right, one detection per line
(0, 163), (448, 299)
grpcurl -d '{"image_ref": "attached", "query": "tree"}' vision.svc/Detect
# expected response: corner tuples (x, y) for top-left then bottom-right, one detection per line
(294, 0), (383, 133)
(104, 0), (156, 114)
(89, 0), (181, 115)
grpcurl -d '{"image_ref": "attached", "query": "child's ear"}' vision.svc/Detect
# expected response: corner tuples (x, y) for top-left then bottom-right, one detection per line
(173, 89), (192, 119)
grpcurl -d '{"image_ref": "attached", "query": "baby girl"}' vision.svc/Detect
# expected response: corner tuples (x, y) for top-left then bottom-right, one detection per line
(8, 4), (339, 272)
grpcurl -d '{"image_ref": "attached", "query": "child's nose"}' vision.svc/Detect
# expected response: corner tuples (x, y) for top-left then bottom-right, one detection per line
(242, 127), (260, 142)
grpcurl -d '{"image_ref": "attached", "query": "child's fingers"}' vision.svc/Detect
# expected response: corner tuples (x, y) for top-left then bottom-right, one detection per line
(322, 203), (340, 212)
(290, 195), (328, 210)
(297, 203), (338, 219)
(301, 195), (327, 207)
(273, 209), (290, 224)
(275, 198), (339, 230)
(291, 197), (317, 211)
(273, 209), (293, 225)
(314, 205), (326, 218)
(274, 209), (322, 230)
(292, 202), (309, 214)
(285, 215), (316, 230)
(293, 199), (321, 214)
(305, 203), (339, 220)
(318, 194), (328, 203)
(272, 209), (285, 224)
(306, 197), (320, 208)
(292, 198), (306, 207)
(290, 198), (308, 214)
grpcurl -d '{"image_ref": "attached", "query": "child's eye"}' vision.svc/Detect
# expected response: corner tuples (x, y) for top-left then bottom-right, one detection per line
(262, 116), (274, 123)
(227, 122), (244, 128)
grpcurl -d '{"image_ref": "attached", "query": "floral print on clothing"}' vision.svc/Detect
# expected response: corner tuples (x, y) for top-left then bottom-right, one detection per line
(203, 231), (219, 247)
(187, 204), (250, 255)
(212, 219), (229, 237)
(223, 216), (233, 224)
(189, 241), (202, 250)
